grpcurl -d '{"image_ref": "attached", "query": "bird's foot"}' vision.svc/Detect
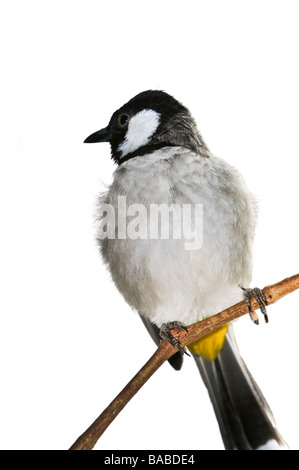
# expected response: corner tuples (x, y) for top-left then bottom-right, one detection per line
(241, 287), (269, 325)
(159, 321), (190, 356)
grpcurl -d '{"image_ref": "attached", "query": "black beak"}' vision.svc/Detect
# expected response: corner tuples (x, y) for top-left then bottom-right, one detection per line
(84, 126), (111, 143)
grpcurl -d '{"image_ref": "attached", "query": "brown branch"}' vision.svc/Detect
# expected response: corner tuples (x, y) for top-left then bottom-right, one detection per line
(69, 274), (299, 450)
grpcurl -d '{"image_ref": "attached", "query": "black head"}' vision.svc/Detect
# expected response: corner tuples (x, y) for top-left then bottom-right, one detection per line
(84, 90), (207, 164)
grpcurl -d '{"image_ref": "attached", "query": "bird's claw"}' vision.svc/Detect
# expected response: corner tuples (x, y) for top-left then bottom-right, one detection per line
(241, 287), (269, 325)
(159, 321), (190, 356)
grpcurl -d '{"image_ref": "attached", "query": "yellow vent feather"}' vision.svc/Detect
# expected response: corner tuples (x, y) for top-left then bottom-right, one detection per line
(188, 324), (229, 360)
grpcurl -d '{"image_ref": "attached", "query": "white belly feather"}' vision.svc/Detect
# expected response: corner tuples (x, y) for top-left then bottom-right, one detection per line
(97, 147), (257, 326)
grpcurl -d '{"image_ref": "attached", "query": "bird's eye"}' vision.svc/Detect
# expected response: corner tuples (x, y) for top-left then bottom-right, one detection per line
(118, 113), (129, 127)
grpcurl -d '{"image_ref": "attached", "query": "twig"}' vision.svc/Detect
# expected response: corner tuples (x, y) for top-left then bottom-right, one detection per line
(69, 274), (299, 450)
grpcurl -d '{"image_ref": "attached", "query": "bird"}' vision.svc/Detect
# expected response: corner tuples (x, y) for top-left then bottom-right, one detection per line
(84, 90), (287, 450)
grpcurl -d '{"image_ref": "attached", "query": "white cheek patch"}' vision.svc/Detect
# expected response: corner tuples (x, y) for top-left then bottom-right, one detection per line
(118, 109), (161, 158)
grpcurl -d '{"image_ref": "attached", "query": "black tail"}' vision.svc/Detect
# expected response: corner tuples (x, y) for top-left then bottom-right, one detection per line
(192, 327), (287, 450)
(140, 316), (287, 449)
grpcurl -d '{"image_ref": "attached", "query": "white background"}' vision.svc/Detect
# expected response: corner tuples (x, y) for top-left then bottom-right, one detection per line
(0, 0), (298, 450)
